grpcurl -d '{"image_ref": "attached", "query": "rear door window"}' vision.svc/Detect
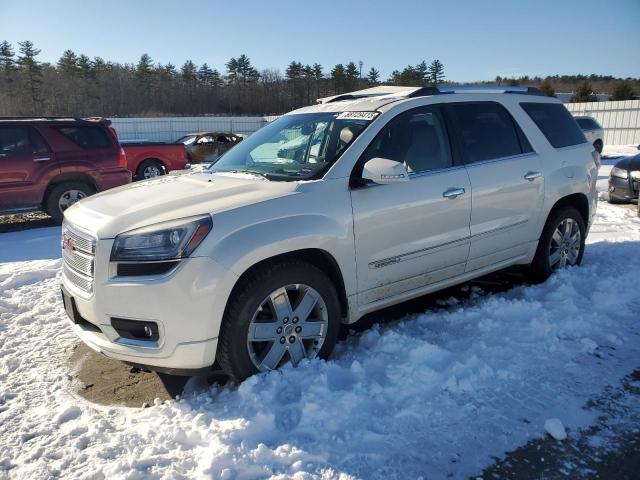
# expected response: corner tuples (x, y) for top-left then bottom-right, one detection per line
(521, 103), (587, 148)
(445, 102), (527, 164)
(575, 118), (601, 130)
(57, 126), (112, 149)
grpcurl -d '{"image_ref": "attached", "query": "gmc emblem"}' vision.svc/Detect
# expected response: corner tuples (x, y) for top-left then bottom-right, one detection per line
(62, 234), (75, 252)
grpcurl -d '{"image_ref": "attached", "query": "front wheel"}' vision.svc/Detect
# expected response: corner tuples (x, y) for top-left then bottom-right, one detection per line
(217, 260), (341, 381)
(528, 207), (586, 283)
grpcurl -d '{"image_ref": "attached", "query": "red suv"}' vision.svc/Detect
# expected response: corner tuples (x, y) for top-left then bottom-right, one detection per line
(0, 117), (131, 223)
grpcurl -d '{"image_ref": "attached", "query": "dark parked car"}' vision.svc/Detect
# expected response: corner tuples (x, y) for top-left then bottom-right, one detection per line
(0, 117), (131, 223)
(175, 132), (243, 163)
(608, 153), (639, 204)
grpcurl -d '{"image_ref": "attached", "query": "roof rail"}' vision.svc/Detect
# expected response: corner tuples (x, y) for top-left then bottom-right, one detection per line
(325, 93), (399, 103)
(0, 116), (112, 125)
(408, 85), (545, 97)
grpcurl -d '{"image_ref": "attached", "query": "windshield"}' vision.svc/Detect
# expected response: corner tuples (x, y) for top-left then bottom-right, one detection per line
(176, 135), (197, 145)
(208, 112), (374, 181)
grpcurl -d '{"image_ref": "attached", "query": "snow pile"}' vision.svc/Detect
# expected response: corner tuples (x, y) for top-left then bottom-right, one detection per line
(1, 202), (640, 478)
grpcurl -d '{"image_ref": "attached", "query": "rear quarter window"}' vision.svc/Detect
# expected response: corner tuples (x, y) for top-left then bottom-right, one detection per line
(521, 103), (587, 148)
(57, 126), (112, 149)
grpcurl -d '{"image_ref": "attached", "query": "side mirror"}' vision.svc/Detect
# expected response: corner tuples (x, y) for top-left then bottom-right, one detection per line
(362, 157), (409, 185)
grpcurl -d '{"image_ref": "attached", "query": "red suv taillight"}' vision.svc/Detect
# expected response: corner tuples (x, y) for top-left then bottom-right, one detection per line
(118, 147), (127, 168)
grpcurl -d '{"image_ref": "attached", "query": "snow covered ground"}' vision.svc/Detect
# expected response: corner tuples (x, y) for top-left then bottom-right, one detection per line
(1, 151), (639, 479)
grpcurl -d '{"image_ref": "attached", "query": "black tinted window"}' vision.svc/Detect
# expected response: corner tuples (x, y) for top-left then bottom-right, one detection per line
(362, 107), (452, 174)
(521, 103), (587, 148)
(0, 126), (33, 155)
(58, 126), (111, 149)
(576, 118), (600, 131)
(447, 102), (523, 163)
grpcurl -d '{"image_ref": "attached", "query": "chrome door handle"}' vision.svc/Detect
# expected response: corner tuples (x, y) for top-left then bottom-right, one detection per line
(524, 171), (542, 181)
(442, 187), (466, 199)
(33, 157), (51, 162)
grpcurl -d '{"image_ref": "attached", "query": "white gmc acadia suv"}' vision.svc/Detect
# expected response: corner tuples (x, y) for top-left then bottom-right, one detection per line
(61, 86), (599, 381)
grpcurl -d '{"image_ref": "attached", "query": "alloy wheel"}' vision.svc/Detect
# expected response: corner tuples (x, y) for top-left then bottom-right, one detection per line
(247, 284), (328, 372)
(549, 218), (581, 269)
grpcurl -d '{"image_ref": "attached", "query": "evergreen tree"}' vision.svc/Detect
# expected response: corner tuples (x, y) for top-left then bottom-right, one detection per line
(388, 65), (422, 86)
(539, 78), (555, 97)
(77, 54), (94, 79)
(181, 60), (197, 85)
(428, 59), (445, 85)
(416, 61), (429, 85)
(0, 41), (16, 75)
(17, 40), (43, 109)
(197, 63), (214, 86)
(366, 67), (380, 86)
(57, 49), (78, 76)
(135, 53), (154, 90)
(331, 63), (346, 93)
(612, 82), (635, 101)
(345, 61), (359, 90)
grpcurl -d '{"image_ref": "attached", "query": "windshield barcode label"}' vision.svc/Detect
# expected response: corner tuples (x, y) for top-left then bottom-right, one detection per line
(336, 111), (379, 121)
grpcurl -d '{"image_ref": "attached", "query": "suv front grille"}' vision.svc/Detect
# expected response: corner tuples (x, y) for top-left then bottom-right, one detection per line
(62, 223), (96, 294)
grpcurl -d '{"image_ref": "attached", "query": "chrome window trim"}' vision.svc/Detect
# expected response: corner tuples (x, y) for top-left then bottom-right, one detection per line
(463, 151), (539, 169)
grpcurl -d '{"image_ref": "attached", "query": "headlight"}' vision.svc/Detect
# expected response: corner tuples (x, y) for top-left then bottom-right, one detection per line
(631, 170), (640, 180)
(110, 215), (212, 262)
(610, 167), (628, 179)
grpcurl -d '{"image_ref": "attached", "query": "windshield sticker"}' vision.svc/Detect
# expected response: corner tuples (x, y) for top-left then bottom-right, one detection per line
(336, 111), (380, 121)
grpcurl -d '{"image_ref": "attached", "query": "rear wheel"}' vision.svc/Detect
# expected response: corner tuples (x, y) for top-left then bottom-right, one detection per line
(46, 181), (95, 224)
(136, 159), (165, 180)
(528, 206), (585, 283)
(217, 260), (341, 381)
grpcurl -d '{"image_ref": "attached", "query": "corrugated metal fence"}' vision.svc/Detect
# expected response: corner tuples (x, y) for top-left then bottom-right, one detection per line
(110, 102), (640, 146)
(110, 116), (279, 142)
(565, 100), (640, 145)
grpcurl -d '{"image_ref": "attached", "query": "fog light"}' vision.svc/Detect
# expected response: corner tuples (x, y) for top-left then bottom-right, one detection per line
(111, 317), (159, 342)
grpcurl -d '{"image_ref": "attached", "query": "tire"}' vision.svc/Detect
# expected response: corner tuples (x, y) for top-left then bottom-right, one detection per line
(136, 159), (165, 180)
(45, 181), (95, 224)
(593, 140), (603, 154)
(528, 206), (586, 283)
(217, 260), (341, 381)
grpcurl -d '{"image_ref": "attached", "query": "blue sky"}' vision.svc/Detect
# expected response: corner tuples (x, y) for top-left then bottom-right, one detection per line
(1, 0), (638, 81)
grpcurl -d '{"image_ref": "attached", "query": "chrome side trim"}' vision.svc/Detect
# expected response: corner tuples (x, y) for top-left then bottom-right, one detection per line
(369, 237), (469, 269)
(369, 219), (529, 269)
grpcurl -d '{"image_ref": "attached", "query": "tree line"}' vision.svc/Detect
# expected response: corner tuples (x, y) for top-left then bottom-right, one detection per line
(0, 39), (637, 117)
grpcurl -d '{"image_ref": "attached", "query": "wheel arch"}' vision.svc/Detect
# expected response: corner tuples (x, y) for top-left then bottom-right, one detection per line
(547, 192), (590, 228)
(224, 248), (350, 323)
(42, 173), (97, 206)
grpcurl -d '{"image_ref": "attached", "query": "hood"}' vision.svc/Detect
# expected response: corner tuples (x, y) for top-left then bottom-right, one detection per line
(64, 172), (299, 238)
(615, 154), (640, 172)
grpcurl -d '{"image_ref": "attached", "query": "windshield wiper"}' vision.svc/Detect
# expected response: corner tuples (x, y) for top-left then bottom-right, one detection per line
(212, 169), (271, 180)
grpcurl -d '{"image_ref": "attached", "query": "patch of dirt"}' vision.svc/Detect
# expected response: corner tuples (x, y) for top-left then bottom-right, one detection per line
(68, 342), (188, 408)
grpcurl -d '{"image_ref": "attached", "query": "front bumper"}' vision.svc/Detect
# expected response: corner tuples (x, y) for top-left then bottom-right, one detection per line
(609, 173), (639, 202)
(62, 245), (238, 372)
